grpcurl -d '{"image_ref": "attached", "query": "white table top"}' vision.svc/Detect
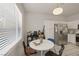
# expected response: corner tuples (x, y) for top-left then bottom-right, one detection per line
(29, 39), (54, 51)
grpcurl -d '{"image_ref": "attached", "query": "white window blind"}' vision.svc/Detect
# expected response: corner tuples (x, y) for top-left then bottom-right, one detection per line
(0, 16), (8, 50)
(0, 31), (8, 50)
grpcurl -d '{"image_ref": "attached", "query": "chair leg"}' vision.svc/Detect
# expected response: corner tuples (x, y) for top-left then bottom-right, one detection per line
(54, 46), (56, 53)
(51, 44), (57, 53)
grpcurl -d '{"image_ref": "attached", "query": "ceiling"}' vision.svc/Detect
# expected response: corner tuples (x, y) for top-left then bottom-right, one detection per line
(23, 3), (79, 17)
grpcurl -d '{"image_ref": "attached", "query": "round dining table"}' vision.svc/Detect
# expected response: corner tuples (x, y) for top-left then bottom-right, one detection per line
(29, 39), (54, 56)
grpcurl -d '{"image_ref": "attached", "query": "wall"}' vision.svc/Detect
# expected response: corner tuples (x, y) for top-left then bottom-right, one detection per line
(24, 13), (66, 33)
(16, 4), (26, 40)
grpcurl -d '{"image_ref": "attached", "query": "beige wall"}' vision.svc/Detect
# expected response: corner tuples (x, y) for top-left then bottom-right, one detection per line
(24, 13), (66, 32)
(16, 3), (26, 39)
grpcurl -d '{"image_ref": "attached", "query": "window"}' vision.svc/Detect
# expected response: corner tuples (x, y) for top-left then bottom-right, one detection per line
(0, 17), (8, 50)
(0, 4), (22, 55)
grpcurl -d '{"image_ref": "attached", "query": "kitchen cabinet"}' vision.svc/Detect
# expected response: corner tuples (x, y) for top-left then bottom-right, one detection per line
(68, 34), (76, 44)
(68, 22), (77, 29)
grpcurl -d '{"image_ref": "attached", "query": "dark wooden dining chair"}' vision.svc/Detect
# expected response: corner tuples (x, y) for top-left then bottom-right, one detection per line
(23, 41), (37, 56)
(45, 44), (65, 56)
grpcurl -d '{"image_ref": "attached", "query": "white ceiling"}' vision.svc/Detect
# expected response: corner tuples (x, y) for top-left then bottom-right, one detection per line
(23, 3), (79, 17)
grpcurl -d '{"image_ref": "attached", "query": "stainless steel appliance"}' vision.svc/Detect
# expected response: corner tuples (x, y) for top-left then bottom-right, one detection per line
(54, 24), (68, 45)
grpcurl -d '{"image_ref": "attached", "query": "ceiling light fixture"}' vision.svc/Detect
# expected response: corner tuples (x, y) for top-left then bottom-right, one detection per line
(53, 4), (63, 15)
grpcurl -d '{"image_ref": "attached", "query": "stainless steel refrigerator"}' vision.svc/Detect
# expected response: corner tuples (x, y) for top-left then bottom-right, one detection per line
(54, 24), (68, 45)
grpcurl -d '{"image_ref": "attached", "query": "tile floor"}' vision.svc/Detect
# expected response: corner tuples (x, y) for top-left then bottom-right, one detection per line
(31, 42), (79, 56)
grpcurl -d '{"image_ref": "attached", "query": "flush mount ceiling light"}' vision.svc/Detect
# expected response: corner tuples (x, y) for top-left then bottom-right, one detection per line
(53, 7), (63, 15)
(53, 4), (63, 15)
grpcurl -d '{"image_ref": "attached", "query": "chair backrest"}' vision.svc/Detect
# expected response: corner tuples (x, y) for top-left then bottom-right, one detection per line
(59, 44), (65, 56)
(33, 31), (38, 39)
(33, 31), (38, 36)
(48, 38), (55, 43)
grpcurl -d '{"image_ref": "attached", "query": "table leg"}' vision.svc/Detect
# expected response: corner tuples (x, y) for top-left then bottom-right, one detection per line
(41, 51), (43, 56)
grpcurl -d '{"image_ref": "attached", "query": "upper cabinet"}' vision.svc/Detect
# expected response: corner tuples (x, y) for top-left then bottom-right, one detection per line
(67, 22), (77, 29)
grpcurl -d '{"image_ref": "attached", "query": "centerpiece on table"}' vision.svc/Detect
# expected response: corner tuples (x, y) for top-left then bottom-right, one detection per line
(33, 32), (44, 46)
